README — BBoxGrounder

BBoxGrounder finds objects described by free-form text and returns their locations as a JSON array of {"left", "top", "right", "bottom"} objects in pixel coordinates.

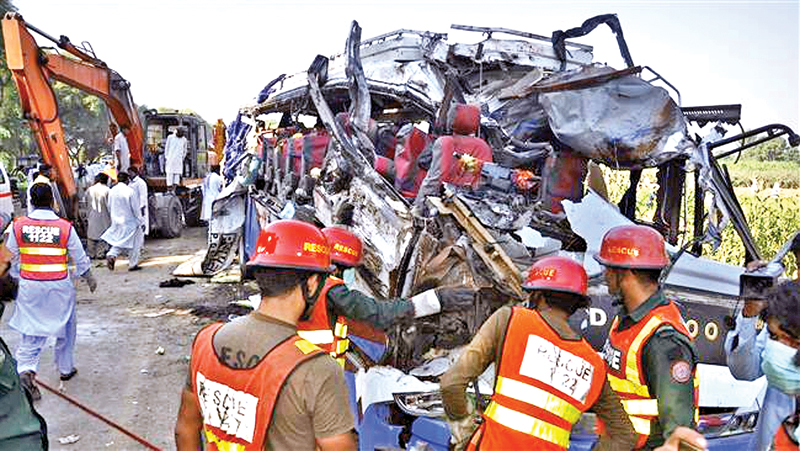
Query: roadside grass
[
  {"left": 722, "top": 159, "right": 800, "bottom": 190},
  {"left": 600, "top": 165, "right": 799, "bottom": 278}
]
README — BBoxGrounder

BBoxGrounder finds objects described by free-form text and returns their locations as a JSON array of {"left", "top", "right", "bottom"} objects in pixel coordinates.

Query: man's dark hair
[
  {"left": 39, "top": 164, "right": 52, "bottom": 173},
  {"left": 117, "top": 172, "right": 130, "bottom": 184},
  {"left": 768, "top": 281, "right": 800, "bottom": 339},
  {"left": 252, "top": 267, "right": 315, "bottom": 297},
  {"left": 210, "top": 165, "right": 220, "bottom": 174},
  {"left": 97, "top": 173, "right": 110, "bottom": 184},
  {"left": 532, "top": 290, "right": 590, "bottom": 315},
  {"left": 128, "top": 166, "right": 140, "bottom": 175},
  {"left": 30, "top": 183, "right": 53, "bottom": 208},
  {"left": 631, "top": 268, "right": 662, "bottom": 285}
]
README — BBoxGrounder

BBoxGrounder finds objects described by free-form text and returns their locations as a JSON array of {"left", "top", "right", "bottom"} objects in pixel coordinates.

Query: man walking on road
[
  {"left": 4, "top": 183, "right": 96, "bottom": 400},
  {"left": 128, "top": 167, "right": 149, "bottom": 236},
  {"left": 164, "top": 126, "right": 187, "bottom": 191},
  {"left": 83, "top": 173, "right": 111, "bottom": 259},
  {"left": 440, "top": 256, "right": 636, "bottom": 450},
  {"left": 595, "top": 224, "right": 698, "bottom": 449},
  {"left": 101, "top": 172, "right": 144, "bottom": 271},
  {"left": 175, "top": 219, "right": 356, "bottom": 451}
]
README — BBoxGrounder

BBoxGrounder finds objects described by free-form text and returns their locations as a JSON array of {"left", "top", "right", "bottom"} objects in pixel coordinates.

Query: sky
[{"left": 13, "top": 0, "right": 800, "bottom": 133}]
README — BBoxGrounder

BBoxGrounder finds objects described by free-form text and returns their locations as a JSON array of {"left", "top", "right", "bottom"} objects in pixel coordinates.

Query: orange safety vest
[
  {"left": 468, "top": 307, "right": 606, "bottom": 450},
  {"left": 190, "top": 323, "right": 323, "bottom": 451},
  {"left": 602, "top": 301, "right": 699, "bottom": 449},
  {"left": 12, "top": 216, "right": 71, "bottom": 281},
  {"left": 296, "top": 276, "right": 349, "bottom": 367}
]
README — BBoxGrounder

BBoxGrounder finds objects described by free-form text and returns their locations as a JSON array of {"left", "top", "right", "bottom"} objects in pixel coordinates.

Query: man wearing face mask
[
  {"left": 761, "top": 280, "right": 800, "bottom": 449},
  {"left": 595, "top": 224, "right": 698, "bottom": 449},
  {"left": 296, "top": 226, "right": 463, "bottom": 367},
  {"left": 175, "top": 220, "right": 356, "bottom": 451},
  {"left": 724, "top": 232, "right": 800, "bottom": 450}
]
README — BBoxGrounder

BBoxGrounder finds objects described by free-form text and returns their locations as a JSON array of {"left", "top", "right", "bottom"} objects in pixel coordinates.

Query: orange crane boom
[{"left": 2, "top": 12, "right": 144, "bottom": 221}]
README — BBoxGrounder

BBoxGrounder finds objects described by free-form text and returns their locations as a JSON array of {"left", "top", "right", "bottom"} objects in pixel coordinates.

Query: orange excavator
[{"left": 2, "top": 12, "right": 208, "bottom": 237}]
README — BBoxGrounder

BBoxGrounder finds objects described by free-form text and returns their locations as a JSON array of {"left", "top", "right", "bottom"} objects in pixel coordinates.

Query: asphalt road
[{"left": 0, "top": 226, "right": 244, "bottom": 450}]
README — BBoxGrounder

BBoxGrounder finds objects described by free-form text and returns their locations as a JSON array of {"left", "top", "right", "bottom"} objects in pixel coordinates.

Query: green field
[
  {"left": 723, "top": 159, "right": 800, "bottom": 190},
  {"left": 601, "top": 164, "right": 799, "bottom": 278}
]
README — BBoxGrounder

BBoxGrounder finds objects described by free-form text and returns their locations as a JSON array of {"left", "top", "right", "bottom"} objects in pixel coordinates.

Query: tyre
[
  {"left": 183, "top": 190, "right": 202, "bottom": 227},
  {"left": 158, "top": 194, "right": 183, "bottom": 238}
]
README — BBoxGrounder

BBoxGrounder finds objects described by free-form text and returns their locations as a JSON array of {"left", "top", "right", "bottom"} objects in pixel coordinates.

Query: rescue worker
[
  {"left": 441, "top": 256, "right": 637, "bottom": 451},
  {"left": 0, "top": 233, "right": 47, "bottom": 450},
  {"left": 595, "top": 224, "right": 698, "bottom": 449},
  {"left": 5, "top": 183, "right": 96, "bottom": 400},
  {"left": 298, "top": 225, "right": 459, "bottom": 367},
  {"left": 175, "top": 219, "right": 356, "bottom": 451}
]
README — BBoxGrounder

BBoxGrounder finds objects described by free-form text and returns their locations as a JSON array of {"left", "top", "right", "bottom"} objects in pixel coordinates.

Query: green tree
[
  {"left": 0, "top": 0, "right": 35, "bottom": 175},
  {"left": 52, "top": 82, "right": 109, "bottom": 163}
]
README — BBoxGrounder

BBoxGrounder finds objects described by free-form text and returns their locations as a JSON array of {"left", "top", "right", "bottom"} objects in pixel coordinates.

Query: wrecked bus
[{"left": 200, "top": 15, "right": 799, "bottom": 450}]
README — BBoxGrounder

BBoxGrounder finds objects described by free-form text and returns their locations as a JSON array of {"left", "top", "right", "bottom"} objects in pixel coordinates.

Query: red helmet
[
  {"left": 523, "top": 256, "right": 588, "bottom": 298},
  {"left": 322, "top": 226, "right": 363, "bottom": 268},
  {"left": 247, "top": 219, "right": 334, "bottom": 272},
  {"left": 594, "top": 224, "right": 669, "bottom": 269}
]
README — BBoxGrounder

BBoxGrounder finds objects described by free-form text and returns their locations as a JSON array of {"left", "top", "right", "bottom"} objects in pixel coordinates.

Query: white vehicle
[{"left": 0, "top": 161, "right": 14, "bottom": 231}]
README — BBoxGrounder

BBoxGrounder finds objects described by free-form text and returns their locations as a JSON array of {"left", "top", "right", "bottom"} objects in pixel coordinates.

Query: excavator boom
[{"left": 1, "top": 12, "right": 143, "bottom": 221}]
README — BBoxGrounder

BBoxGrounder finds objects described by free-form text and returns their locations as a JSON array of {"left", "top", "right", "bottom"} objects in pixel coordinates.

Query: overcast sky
[{"left": 14, "top": 0, "right": 800, "bottom": 132}]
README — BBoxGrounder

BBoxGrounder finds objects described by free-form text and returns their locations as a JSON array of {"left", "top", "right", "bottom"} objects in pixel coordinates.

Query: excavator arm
[{"left": 1, "top": 12, "right": 144, "bottom": 222}]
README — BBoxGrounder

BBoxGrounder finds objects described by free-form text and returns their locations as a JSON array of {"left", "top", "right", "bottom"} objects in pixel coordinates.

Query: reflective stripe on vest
[
  {"left": 13, "top": 217, "right": 71, "bottom": 281},
  {"left": 296, "top": 277, "right": 350, "bottom": 367},
  {"left": 484, "top": 401, "right": 570, "bottom": 448},
  {"left": 494, "top": 376, "right": 582, "bottom": 424},
  {"left": 605, "top": 301, "right": 698, "bottom": 445},
  {"left": 475, "top": 307, "right": 606, "bottom": 450}
]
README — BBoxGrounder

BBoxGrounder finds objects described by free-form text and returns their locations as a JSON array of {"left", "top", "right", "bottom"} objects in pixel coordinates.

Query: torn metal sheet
[
  {"left": 563, "top": 190, "right": 742, "bottom": 297},
  {"left": 428, "top": 196, "right": 524, "bottom": 298},
  {"left": 539, "top": 65, "right": 696, "bottom": 169},
  {"left": 199, "top": 181, "right": 247, "bottom": 275}
]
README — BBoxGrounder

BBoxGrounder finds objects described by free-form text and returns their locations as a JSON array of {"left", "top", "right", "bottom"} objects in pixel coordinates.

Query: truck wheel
[{"left": 159, "top": 195, "right": 183, "bottom": 238}]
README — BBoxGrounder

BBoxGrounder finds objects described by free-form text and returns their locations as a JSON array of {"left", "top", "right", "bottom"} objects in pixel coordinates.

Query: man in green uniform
[
  {"left": 595, "top": 224, "right": 698, "bottom": 450},
  {"left": 0, "top": 238, "right": 47, "bottom": 450}
]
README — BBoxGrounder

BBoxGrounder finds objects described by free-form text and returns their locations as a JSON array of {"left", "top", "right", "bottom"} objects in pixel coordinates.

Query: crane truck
[{"left": 1, "top": 12, "right": 207, "bottom": 237}]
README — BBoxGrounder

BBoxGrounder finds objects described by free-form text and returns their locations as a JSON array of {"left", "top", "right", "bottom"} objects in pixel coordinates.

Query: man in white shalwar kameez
[
  {"left": 164, "top": 127, "right": 188, "bottom": 190},
  {"left": 101, "top": 173, "right": 144, "bottom": 271},
  {"left": 128, "top": 167, "right": 149, "bottom": 236},
  {"left": 5, "top": 183, "right": 96, "bottom": 400},
  {"left": 200, "top": 165, "right": 223, "bottom": 222},
  {"left": 83, "top": 173, "right": 111, "bottom": 259}
]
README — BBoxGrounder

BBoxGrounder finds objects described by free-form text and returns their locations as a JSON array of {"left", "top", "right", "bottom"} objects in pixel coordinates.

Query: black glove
[{"left": 436, "top": 287, "right": 476, "bottom": 313}]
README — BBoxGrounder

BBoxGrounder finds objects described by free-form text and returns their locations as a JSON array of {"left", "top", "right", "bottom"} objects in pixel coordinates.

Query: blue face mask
[
  {"left": 342, "top": 268, "right": 356, "bottom": 288},
  {"left": 761, "top": 338, "right": 800, "bottom": 395}
]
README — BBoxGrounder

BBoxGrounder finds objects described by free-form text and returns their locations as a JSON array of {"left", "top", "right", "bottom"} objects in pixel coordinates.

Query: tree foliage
[
  {"left": 52, "top": 82, "right": 109, "bottom": 163},
  {"left": 0, "top": 0, "right": 110, "bottom": 175}
]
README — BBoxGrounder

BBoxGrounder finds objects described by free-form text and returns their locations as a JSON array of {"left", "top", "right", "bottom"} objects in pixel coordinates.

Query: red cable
[{"left": 35, "top": 378, "right": 163, "bottom": 450}]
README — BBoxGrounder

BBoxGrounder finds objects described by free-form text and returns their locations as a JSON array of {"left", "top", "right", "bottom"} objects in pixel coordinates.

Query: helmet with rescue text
[
  {"left": 523, "top": 256, "right": 590, "bottom": 314},
  {"left": 594, "top": 224, "right": 669, "bottom": 270},
  {"left": 247, "top": 219, "right": 335, "bottom": 317},
  {"left": 322, "top": 226, "right": 363, "bottom": 269}
]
